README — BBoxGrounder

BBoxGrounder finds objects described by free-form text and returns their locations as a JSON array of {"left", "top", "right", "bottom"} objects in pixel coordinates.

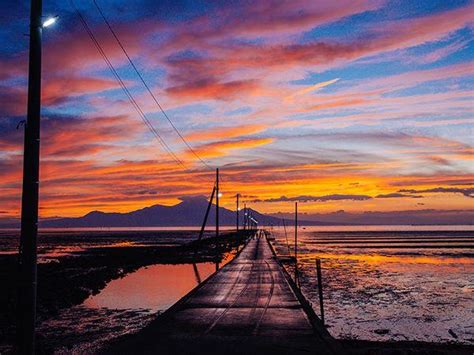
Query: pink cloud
[{"left": 161, "top": 2, "right": 473, "bottom": 101}]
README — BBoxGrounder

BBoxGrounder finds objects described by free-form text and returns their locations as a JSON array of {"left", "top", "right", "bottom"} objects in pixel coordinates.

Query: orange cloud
[
  {"left": 166, "top": 79, "right": 261, "bottom": 101},
  {"left": 302, "top": 98, "right": 370, "bottom": 111},
  {"left": 42, "top": 76, "right": 121, "bottom": 105},
  {"left": 185, "top": 124, "right": 267, "bottom": 142},
  {"left": 186, "top": 138, "right": 274, "bottom": 159}
]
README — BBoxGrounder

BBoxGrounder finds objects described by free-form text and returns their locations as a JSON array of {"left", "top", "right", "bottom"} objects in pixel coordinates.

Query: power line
[
  {"left": 69, "top": 0, "right": 186, "bottom": 169},
  {"left": 92, "top": 0, "right": 212, "bottom": 170}
]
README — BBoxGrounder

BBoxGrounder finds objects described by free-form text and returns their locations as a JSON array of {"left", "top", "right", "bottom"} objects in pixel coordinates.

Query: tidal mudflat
[
  {"left": 270, "top": 226, "right": 474, "bottom": 346},
  {"left": 0, "top": 229, "right": 248, "bottom": 353}
]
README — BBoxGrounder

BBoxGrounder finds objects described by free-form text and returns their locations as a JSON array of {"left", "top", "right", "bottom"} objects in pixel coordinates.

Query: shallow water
[
  {"left": 269, "top": 226, "right": 474, "bottom": 344},
  {"left": 84, "top": 262, "right": 217, "bottom": 311},
  {"left": 0, "top": 229, "right": 217, "bottom": 262}
]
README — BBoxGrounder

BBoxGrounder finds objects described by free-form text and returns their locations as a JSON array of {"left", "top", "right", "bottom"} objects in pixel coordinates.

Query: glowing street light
[
  {"left": 217, "top": 192, "right": 223, "bottom": 198},
  {"left": 42, "top": 15, "right": 58, "bottom": 28}
]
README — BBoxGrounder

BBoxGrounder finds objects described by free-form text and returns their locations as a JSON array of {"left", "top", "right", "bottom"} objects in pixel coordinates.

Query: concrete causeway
[{"left": 105, "top": 232, "right": 339, "bottom": 354}]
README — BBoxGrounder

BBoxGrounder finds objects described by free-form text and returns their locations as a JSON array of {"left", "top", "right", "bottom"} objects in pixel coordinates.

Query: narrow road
[{"left": 104, "top": 232, "right": 338, "bottom": 354}]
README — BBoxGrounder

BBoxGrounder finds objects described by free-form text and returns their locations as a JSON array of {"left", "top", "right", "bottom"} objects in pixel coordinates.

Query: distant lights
[
  {"left": 217, "top": 193, "right": 223, "bottom": 198},
  {"left": 42, "top": 16, "right": 58, "bottom": 28}
]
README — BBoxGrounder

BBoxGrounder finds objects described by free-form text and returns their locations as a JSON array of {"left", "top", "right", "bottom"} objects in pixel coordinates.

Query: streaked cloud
[
  {"left": 285, "top": 78, "right": 340, "bottom": 102},
  {"left": 185, "top": 138, "right": 274, "bottom": 159},
  {"left": 251, "top": 194, "right": 372, "bottom": 203},
  {"left": 375, "top": 193, "right": 422, "bottom": 199},
  {"left": 185, "top": 124, "right": 267, "bottom": 142},
  {"left": 399, "top": 187, "right": 474, "bottom": 198}
]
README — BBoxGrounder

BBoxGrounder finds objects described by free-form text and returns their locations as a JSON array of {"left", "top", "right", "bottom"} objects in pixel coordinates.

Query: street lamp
[{"left": 42, "top": 15, "right": 58, "bottom": 27}]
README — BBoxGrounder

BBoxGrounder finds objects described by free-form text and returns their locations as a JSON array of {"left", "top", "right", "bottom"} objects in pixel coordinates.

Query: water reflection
[{"left": 84, "top": 262, "right": 216, "bottom": 311}]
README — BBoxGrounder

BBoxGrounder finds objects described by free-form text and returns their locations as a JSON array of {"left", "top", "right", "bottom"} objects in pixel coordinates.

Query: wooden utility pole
[
  {"left": 236, "top": 193, "right": 240, "bottom": 231},
  {"left": 294, "top": 202, "right": 298, "bottom": 285},
  {"left": 198, "top": 185, "right": 216, "bottom": 242},
  {"left": 215, "top": 168, "right": 219, "bottom": 238},
  {"left": 18, "top": 0, "right": 42, "bottom": 353},
  {"left": 316, "top": 259, "right": 325, "bottom": 325}
]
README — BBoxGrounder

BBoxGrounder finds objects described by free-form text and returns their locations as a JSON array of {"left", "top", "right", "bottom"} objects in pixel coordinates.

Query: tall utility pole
[
  {"left": 294, "top": 202, "right": 298, "bottom": 284},
  {"left": 18, "top": 0, "right": 42, "bottom": 353},
  {"left": 198, "top": 185, "right": 216, "bottom": 242},
  {"left": 215, "top": 168, "right": 219, "bottom": 238},
  {"left": 236, "top": 193, "right": 240, "bottom": 231}
]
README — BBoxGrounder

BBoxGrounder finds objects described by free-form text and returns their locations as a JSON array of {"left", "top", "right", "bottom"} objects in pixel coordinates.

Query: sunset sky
[{"left": 0, "top": 0, "right": 473, "bottom": 220}]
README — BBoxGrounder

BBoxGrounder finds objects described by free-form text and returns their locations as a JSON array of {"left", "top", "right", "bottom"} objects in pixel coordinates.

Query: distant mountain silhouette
[
  {"left": 37, "top": 195, "right": 327, "bottom": 228},
  {"left": 0, "top": 198, "right": 470, "bottom": 227}
]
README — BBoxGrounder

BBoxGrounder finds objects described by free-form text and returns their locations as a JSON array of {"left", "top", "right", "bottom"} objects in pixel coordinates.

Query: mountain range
[
  {"left": 1, "top": 195, "right": 471, "bottom": 228},
  {"left": 37, "top": 195, "right": 299, "bottom": 228}
]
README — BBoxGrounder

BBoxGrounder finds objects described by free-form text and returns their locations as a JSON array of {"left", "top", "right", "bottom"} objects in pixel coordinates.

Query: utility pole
[
  {"left": 243, "top": 203, "right": 246, "bottom": 230},
  {"left": 236, "top": 193, "right": 240, "bottom": 231},
  {"left": 294, "top": 202, "right": 298, "bottom": 285},
  {"left": 18, "top": 0, "right": 42, "bottom": 353},
  {"left": 215, "top": 168, "right": 219, "bottom": 238},
  {"left": 198, "top": 185, "right": 216, "bottom": 242},
  {"left": 316, "top": 259, "right": 325, "bottom": 326}
]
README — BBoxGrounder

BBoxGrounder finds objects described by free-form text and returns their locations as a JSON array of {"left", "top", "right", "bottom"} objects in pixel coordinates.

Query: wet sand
[{"left": 270, "top": 227, "right": 474, "bottom": 354}]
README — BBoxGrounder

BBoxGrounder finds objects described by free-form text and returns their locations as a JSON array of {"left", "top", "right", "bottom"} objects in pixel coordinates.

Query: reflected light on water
[
  {"left": 302, "top": 253, "right": 474, "bottom": 265},
  {"left": 84, "top": 263, "right": 216, "bottom": 311}
]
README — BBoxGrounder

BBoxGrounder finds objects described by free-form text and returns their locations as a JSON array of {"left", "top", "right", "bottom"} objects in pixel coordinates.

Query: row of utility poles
[
  {"left": 16, "top": 1, "right": 255, "bottom": 350},
  {"left": 198, "top": 169, "right": 257, "bottom": 243},
  {"left": 209, "top": 189, "right": 323, "bottom": 325}
]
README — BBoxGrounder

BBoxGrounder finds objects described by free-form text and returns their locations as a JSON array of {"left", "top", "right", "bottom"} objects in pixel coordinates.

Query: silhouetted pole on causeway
[
  {"left": 243, "top": 203, "right": 247, "bottom": 230},
  {"left": 236, "top": 193, "right": 240, "bottom": 231},
  {"left": 215, "top": 168, "right": 219, "bottom": 238},
  {"left": 198, "top": 185, "right": 216, "bottom": 242},
  {"left": 294, "top": 202, "right": 298, "bottom": 285},
  {"left": 18, "top": 0, "right": 42, "bottom": 353},
  {"left": 316, "top": 259, "right": 325, "bottom": 326}
]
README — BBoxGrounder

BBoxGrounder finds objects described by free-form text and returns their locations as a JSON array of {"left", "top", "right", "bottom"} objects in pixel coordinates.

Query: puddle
[{"left": 83, "top": 262, "right": 217, "bottom": 311}]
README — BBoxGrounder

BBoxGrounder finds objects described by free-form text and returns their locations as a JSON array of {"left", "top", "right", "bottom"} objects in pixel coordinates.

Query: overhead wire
[
  {"left": 91, "top": 0, "right": 212, "bottom": 171},
  {"left": 69, "top": 0, "right": 186, "bottom": 169}
]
